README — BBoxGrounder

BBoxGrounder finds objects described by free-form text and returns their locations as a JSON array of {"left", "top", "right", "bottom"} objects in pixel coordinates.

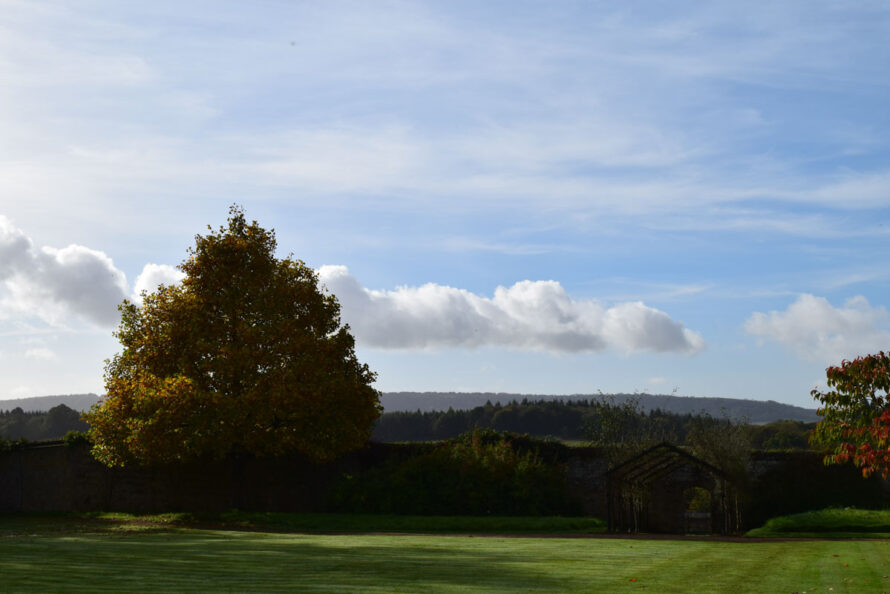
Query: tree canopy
[
  {"left": 85, "top": 206, "right": 380, "bottom": 466},
  {"left": 810, "top": 352, "right": 890, "bottom": 478}
]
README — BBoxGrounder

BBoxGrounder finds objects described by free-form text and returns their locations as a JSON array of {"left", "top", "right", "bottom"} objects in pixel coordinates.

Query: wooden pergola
[{"left": 606, "top": 442, "right": 742, "bottom": 535}]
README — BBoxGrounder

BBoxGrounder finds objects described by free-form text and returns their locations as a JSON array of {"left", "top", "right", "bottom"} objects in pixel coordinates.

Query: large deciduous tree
[
  {"left": 85, "top": 207, "right": 381, "bottom": 466},
  {"left": 810, "top": 352, "right": 890, "bottom": 478}
]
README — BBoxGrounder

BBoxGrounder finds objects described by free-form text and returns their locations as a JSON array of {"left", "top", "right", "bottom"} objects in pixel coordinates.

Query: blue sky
[{"left": 0, "top": 1, "right": 888, "bottom": 408}]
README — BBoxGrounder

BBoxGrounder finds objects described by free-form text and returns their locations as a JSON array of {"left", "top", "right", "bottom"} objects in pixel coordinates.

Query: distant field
[{"left": 2, "top": 513, "right": 889, "bottom": 592}]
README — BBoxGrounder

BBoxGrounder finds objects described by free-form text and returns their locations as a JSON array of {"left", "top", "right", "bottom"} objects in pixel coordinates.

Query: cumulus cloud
[
  {"left": 132, "top": 263, "right": 186, "bottom": 304},
  {"left": 0, "top": 216, "right": 128, "bottom": 326},
  {"left": 318, "top": 265, "right": 704, "bottom": 355},
  {"left": 745, "top": 294, "right": 890, "bottom": 364},
  {"left": 0, "top": 216, "right": 182, "bottom": 327}
]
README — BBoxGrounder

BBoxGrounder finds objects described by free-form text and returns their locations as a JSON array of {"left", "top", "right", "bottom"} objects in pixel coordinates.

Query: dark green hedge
[
  {"left": 746, "top": 451, "right": 890, "bottom": 527},
  {"left": 333, "top": 430, "right": 581, "bottom": 516}
]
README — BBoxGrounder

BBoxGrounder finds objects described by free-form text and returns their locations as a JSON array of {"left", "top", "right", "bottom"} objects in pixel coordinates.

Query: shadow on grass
[{"left": 1, "top": 531, "right": 574, "bottom": 592}]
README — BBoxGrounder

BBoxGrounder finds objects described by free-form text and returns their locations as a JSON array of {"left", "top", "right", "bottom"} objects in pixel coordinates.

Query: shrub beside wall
[
  {"left": 333, "top": 430, "right": 582, "bottom": 516},
  {"left": 746, "top": 451, "right": 890, "bottom": 528}
]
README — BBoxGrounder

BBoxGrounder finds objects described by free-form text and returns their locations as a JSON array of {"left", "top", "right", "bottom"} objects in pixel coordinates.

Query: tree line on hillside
[
  {"left": 380, "top": 392, "right": 820, "bottom": 423},
  {"left": 2, "top": 398, "right": 813, "bottom": 451},
  {"left": 372, "top": 398, "right": 816, "bottom": 450},
  {"left": 0, "top": 404, "right": 88, "bottom": 441}
]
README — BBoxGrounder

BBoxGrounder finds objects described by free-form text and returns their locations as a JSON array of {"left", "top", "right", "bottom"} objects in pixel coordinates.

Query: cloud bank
[
  {"left": 319, "top": 265, "right": 705, "bottom": 355},
  {"left": 746, "top": 294, "right": 890, "bottom": 364},
  {"left": 0, "top": 216, "right": 183, "bottom": 327},
  {"left": 0, "top": 216, "right": 706, "bottom": 355}
]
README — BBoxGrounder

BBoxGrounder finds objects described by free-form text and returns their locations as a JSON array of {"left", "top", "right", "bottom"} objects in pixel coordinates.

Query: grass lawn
[{"left": 2, "top": 513, "right": 890, "bottom": 592}]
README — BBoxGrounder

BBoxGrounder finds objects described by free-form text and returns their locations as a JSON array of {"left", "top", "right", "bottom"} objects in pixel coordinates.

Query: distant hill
[
  {"left": 0, "top": 390, "right": 820, "bottom": 424},
  {"left": 0, "top": 393, "right": 100, "bottom": 413},
  {"left": 380, "top": 392, "right": 820, "bottom": 424}
]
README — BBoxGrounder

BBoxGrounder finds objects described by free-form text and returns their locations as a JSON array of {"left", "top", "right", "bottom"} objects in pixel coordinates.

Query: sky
[{"left": 0, "top": 1, "right": 888, "bottom": 408}]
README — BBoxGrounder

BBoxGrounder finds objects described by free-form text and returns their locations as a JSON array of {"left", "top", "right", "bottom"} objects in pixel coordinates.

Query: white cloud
[
  {"left": 319, "top": 265, "right": 704, "bottom": 355},
  {"left": 0, "top": 216, "right": 128, "bottom": 326},
  {"left": 24, "top": 347, "right": 56, "bottom": 360},
  {"left": 0, "top": 216, "right": 185, "bottom": 328},
  {"left": 745, "top": 294, "right": 890, "bottom": 364},
  {"left": 132, "top": 263, "right": 185, "bottom": 304},
  {"left": 0, "top": 216, "right": 32, "bottom": 272}
]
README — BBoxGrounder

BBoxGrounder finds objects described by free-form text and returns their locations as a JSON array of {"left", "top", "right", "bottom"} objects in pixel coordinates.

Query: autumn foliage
[
  {"left": 85, "top": 207, "right": 381, "bottom": 466},
  {"left": 810, "top": 351, "right": 890, "bottom": 478}
]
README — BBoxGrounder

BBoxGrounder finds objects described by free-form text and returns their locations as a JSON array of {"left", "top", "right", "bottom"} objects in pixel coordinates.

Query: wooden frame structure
[{"left": 606, "top": 442, "right": 742, "bottom": 535}]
